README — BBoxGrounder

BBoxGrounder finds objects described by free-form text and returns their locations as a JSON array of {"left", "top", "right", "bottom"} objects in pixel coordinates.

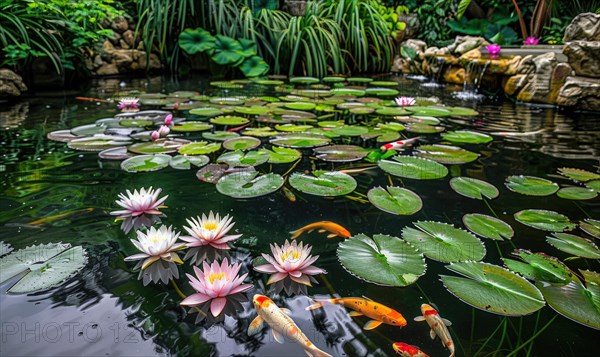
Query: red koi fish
[
  {"left": 380, "top": 136, "right": 421, "bottom": 151},
  {"left": 414, "top": 304, "right": 454, "bottom": 357},
  {"left": 290, "top": 221, "right": 351, "bottom": 239},
  {"left": 393, "top": 342, "right": 430, "bottom": 357}
]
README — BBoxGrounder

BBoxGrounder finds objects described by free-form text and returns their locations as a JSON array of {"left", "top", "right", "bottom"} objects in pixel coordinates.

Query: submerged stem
[
  {"left": 506, "top": 314, "right": 557, "bottom": 357},
  {"left": 475, "top": 317, "right": 505, "bottom": 356}
]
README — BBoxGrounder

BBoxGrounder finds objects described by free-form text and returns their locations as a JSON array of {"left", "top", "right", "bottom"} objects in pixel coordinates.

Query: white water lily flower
[
  {"left": 110, "top": 187, "right": 168, "bottom": 233},
  {"left": 395, "top": 96, "right": 416, "bottom": 107},
  {"left": 181, "top": 211, "right": 241, "bottom": 264}
]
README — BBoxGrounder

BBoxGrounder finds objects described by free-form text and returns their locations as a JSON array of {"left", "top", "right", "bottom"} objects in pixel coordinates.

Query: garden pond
[{"left": 1, "top": 74, "right": 599, "bottom": 357}]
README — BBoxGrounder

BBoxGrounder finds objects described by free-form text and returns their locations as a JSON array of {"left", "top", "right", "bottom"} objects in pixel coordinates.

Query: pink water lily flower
[
  {"left": 395, "top": 96, "right": 416, "bottom": 107},
  {"left": 524, "top": 37, "right": 539, "bottom": 45},
  {"left": 486, "top": 44, "right": 502, "bottom": 56},
  {"left": 181, "top": 211, "right": 242, "bottom": 264},
  {"left": 254, "top": 240, "right": 325, "bottom": 295},
  {"left": 117, "top": 97, "right": 140, "bottom": 112},
  {"left": 181, "top": 258, "right": 252, "bottom": 317},
  {"left": 110, "top": 187, "right": 168, "bottom": 233},
  {"left": 164, "top": 114, "right": 173, "bottom": 126}
]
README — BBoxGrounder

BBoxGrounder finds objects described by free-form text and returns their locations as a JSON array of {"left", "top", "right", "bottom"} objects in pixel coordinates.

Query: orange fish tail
[{"left": 290, "top": 228, "right": 304, "bottom": 240}]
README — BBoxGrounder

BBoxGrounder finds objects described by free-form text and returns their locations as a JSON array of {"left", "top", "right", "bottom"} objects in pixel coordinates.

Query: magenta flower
[
  {"left": 486, "top": 44, "right": 502, "bottom": 56},
  {"left": 151, "top": 130, "right": 160, "bottom": 141},
  {"left": 394, "top": 96, "right": 416, "bottom": 107},
  {"left": 117, "top": 97, "right": 140, "bottom": 112},
  {"left": 110, "top": 187, "right": 168, "bottom": 233},
  {"left": 181, "top": 211, "right": 242, "bottom": 264},
  {"left": 181, "top": 258, "right": 253, "bottom": 317},
  {"left": 254, "top": 240, "right": 326, "bottom": 295},
  {"left": 524, "top": 37, "right": 539, "bottom": 45},
  {"left": 164, "top": 114, "right": 173, "bottom": 126}
]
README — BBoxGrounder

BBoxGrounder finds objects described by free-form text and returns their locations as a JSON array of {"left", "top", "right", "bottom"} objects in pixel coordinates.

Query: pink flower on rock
[
  {"left": 486, "top": 44, "right": 502, "bottom": 56},
  {"left": 524, "top": 37, "right": 539, "bottom": 45},
  {"left": 394, "top": 96, "right": 416, "bottom": 107},
  {"left": 110, "top": 187, "right": 168, "bottom": 233},
  {"left": 181, "top": 258, "right": 252, "bottom": 318}
]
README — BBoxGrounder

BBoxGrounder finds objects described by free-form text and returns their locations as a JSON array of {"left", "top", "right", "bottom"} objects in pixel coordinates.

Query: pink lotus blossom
[
  {"left": 394, "top": 96, "right": 416, "bottom": 107},
  {"left": 117, "top": 97, "right": 140, "bottom": 112},
  {"left": 157, "top": 125, "right": 170, "bottom": 136},
  {"left": 254, "top": 240, "right": 325, "bottom": 294},
  {"left": 181, "top": 258, "right": 252, "bottom": 317},
  {"left": 181, "top": 211, "right": 241, "bottom": 251},
  {"left": 486, "top": 44, "right": 502, "bottom": 56},
  {"left": 524, "top": 37, "right": 539, "bottom": 45},
  {"left": 151, "top": 130, "right": 160, "bottom": 141},
  {"left": 110, "top": 187, "right": 168, "bottom": 233},
  {"left": 164, "top": 114, "right": 173, "bottom": 126}
]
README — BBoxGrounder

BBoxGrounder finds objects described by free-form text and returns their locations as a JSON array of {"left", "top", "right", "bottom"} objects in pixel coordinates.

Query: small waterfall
[
  {"left": 421, "top": 56, "right": 446, "bottom": 88},
  {"left": 453, "top": 59, "right": 488, "bottom": 101}
]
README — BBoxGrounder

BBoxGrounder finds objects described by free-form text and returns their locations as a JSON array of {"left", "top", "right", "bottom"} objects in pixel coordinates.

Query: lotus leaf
[
  {"left": 210, "top": 116, "right": 249, "bottom": 126},
  {"left": 270, "top": 134, "right": 330, "bottom": 148},
  {"left": 446, "top": 107, "right": 479, "bottom": 116},
  {"left": 222, "top": 136, "right": 261, "bottom": 151},
  {"left": 370, "top": 81, "right": 398, "bottom": 87},
  {"left": 196, "top": 164, "right": 255, "bottom": 184},
  {"left": 440, "top": 261, "right": 545, "bottom": 316},
  {"left": 189, "top": 107, "right": 224, "bottom": 117},
  {"left": 330, "top": 125, "right": 369, "bottom": 137},
  {"left": 462, "top": 213, "right": 514, "bottom": 240},
  {"left": 171, "top": 122, "right": 213, "bottom": 132},
  {"left": 442, "top": 130, "right": 493, "bottom": 144},
  {"left": 169, "top": 155, "right": 209, "bottom": 170},
  {"left": 406, "top": 106, "right": 452, "bottom": 116},
  {"left": 539, "top": 270, "right": 600, "bottom": 330},
  {"left": 289, "top": 170, "right": 357, "bottom": 196},
  {"left": 375, "top": 107, "right": 411, "bottom": 116},
  {"left": 0, "top": 243, "right": 73, "bottom": 284},
  {"left": 377, "top": 123, "right": 405, "bottom": 132},
  {"left": 557, "top": 167, "right": 600, "bottom": 182},
  {"left": 202, "top": 131, "right": 240, "bottom": 141},
  {"left": 405, "top": 123, "right": 445, "bottom": 134},
  {"left": 367, "top": 186, "right": 422, "bottom": 215},
  {"left": 450, "top": 177, "right": 499, "bottom": 200},
  {"left": 121, "top": 154, "right": 171, "bottom": 172},
  {"left": 99, "top": 146, "right": 133, "bottom": 160},
  {"left": 259, "top": 147, "right": 301, "bottom": 164},
  {"left": 178, "top": 28, "right": 215, "bottom": 55},
  {"left": 253, "top": 79, "right": 284, "bottom": 86},
  {"left": 209, "top": 97, "right": 246, "bottom": 105},
  {"left": 291, "top": 89, "right": 332, "bottom": 97},
  {"left": 234, "top": 106, "right": 271, "bottom": 116},
  {"left": 361, "top": 129, "right": 400, "bottom": 143},
  {"left": 349, "top": 107, "right": 375, "bottom": 115},
  {"left": 178, "top": 141, "right": 222, "bottom": 155},
  {"left": 239, "top": 55, "right": 270, "bottom": 77},
  {"left": 210, "top": 35, "right": 244, "bottom": 65},
  {"left": 585, "top": 180, "right": 600, "bottom": 192},
  {"left": 216, "top": 171, "right": 283, "bottom": 198},
  {"left": 275, "top": 124, "right": 314, "bottom": 132},
  {"left": 365, "top": 88, "right": 399, "bottom": 97},
  {"left": 503, "top": 250, "right": 575, "bottom": 285},
  {"left": 378, "top": 156, "right": 448, "bottom": 180},
  {"left": 322, "top": 76, "right": 346, "bottom": 83},
  {"left": 408, "top": 116, "right": 441, "bottom": 125},
  {"left": 313, "top": 145, "right": 369, "bottom": 162},
  {"left": 556, "top": 186, "right": 598, "bottom": 200},
  {"left": 505, "top": 175, "right": 559, "bottom": 196},
  {"left": 546, "top": 233, "right": 600, "bottom": 259},
  {"left": 337, "top": 234, "right": 426, "bottom": 287},
  {"left": 68, "top": 135, "right": 132, "bottom": 152},
  {"left": 238, "top": 38, "right": 257, "bottom": 57},
  {"left": 347, "top": 77, "right": 373, "bottom": 83},
  {"left": 243, "top": 127, "right": 279, "bottom": 137},
  {"left": 290, "top": 77, "right": 320, "bottom": 84},
  {"left": 47, "top": 130, "right": 80, "bottom": 143},
  {"left": 169, "top": 91, "right": 199, "bottom": 98},
  {"left": 71, "top": 123, "right": 107, "bottom": 136},
  {"left": 217, "top": 150, "right": 269, "bottom": 166},
  {"left": 128, "top": 141, "right": 180, "bottom": 154},
  {"left": 514, "top": 209, "right": 576, "bottom": 232},
  {"left": 284, "top": 102, "right": 316, "bottom": 111},
  {"left": 415, "top": 144, "right": 478, "bottom": 164},
  {"left": 331, "top": 88, "right": 365, "bottom": 96},
  {"left": 579, "top": 218, "right": 600, "bottom": 239}
]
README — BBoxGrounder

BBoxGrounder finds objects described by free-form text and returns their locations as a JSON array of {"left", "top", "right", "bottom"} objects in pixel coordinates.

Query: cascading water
[{"left": 452, "top": 59, "right": 490, "bottom": 101}]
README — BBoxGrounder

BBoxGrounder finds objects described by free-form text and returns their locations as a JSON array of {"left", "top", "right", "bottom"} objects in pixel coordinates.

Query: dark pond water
[{"left": 1, "top": 75, "right": 599, "bottom": 357}]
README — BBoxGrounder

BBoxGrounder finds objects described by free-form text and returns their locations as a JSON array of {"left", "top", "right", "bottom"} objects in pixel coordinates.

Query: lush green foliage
[{"left": 405, "top": 0, "right": 457, "bottom": 46}]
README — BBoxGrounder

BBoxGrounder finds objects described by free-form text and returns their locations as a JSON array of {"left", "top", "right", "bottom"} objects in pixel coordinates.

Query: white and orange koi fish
[
  {"left": 248, "top": 294, "right": 332, "bottom": 357},
  {"left": 380, "top": 136, "right": 421, "bottom": 151},
  {"left": 392, "top": 342, "right": 430, "bottom": 357},
  {"left": 414, "top": 304, "right": 454, "bottom": 357}
]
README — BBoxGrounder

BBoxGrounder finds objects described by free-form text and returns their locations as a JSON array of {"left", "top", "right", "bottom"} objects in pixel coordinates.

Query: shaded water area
[{"left": 1, "top": 75, "right": 600, "bottom": 357}]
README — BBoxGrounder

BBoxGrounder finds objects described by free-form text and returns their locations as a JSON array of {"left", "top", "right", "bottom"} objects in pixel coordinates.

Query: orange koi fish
[
  {"left": 414, "top": 304, "right": 454, "bottom": 357},
  {"left": 290, "top": 221, "right": 351, "bottom": 240},
  {"left": 29, "top": 208, "right": 95, "bottom": 226},
  {"left": 380, "top": 136, "right": 421, "bottom": 151},
  {"left": 248, "top": 295, "right": 332, "bottom": 357},
  {"left": 306, "top": 296, "right": 407, "bottom": 330},
  {"left": 75, "top": 96, "right": 110, "bottom": 103},
  {"left": 393, "top": 342, "right": 430, "bottom": 357}
]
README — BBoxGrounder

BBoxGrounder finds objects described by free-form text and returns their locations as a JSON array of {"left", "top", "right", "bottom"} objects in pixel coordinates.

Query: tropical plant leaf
[
  {"left": 415, "top": 144, "right": 479, "bottom": 164},
  {"left": 222, "top": 136, "right": 261, "bottom": 151},
  {"left": 546, "top": 233, "right": 600, "bottom": 259},
  {"left": 216, "top": 171, "right": 283, "bottom": 198},
  {"left": 378, "top": 156, "right": 448, "bottom": 180},
  {"left": 0, "top": 243, "right": 72, "bottom": 284},
  {"left": 337, "top": 234, "right": 426, "bottom": 287},
  {"left": 514, "top": 209, "right": 576, "bottom": 232},
  {"left": 502, "top": 250, "right": 575, "bottom": 284},
  {"left": 211, "top": 35, "right": 244, "bottom": 65},
  {"left": 314, "top": 145, "right": 369, "bottom": 162},
  {"left": 178, "top": 141, "right": 222, "bottom": 155},
  {"left": 442, "top": 130, "right": 493, "bottom": 144},
  {"left": 450, "top": 177, "right": 499, "bottom": 200},
  {"left": 557, "top": 167, "right": 600, "bottom": 182},
  {"left": 401, "top": 221, "right": 486, "bottom": 262},
  {"left": 556, "top": 187, "right": 598, "bottom": 200},
  {"left": 580, "top": 219, "right": 600, "bottom": 239},
  {"left": 505, "top": 175, "right": 559, "bottom": 196},
  {"left": 440, "top": 261, "right": 545, "bottom": 316},
  {"left": 178, "top": 28, "right": 215, "bottom": 55},
  {"left": 463, "top": 213, "right": 514, "bottom": 240},
  {"left": 367, "top": 186, "right": 422, "bottom": 215},
  {"left": 121, "top": 154, "right": 171, "bottom": 173},
  {"left": 289, "top": 170, "right": 357, "bottom": 197}
]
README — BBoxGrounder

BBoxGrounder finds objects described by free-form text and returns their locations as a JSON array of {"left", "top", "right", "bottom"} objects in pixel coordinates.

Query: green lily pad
[
  {"left": 169, "top": 155, "right": 210, "bottom": 170},
  {"left": 447, "top": 107, "right": 479, "bottom": 116},
  {"left": 0, "top": 243, "right": 72, "bottom": 284},
  {"left": 291, "top": 89, "right": 332, "bottom": 98},
  {"left": 337, "top": 234, "right": 426, "bottom": 287},
  {"left": 289, "top": 170, "right": 357, "bottom": 196},
  {"left": 217, "top": 150, "right": 269, "bottom": 166},
  {"left": 405, "top": 123, "right": 445, "bottom": 134},
  {"left": 322, "top": 76, "right": 346, "bottom": 83},
  {"left": 71, "top": 123, "right": 107, "bottom": 136},
  {"left": 259, "top": 147, "right": 301, "bottom": 164},
  {"left": 579, "top": 218, "right": 600, "bottom": 239},
  {"left": 361, "top": 129, "right": 400, "bottom": 143},
  {"left": 189, "top": 107, "right": 224, "bottom": 117},
  {"left": 402, "top": 221, "right": 486, "bottom": 262},
  {"left": 442, "top": 130, "right": 493, "bottom": 144},
  {"left": 169, "top": 91, "right": 199, "bottom": 98},
  {"left": 408, "top": 116, "right": 441, "bottom": 125},
  {"left": 330, "top": 125, "right": 369, "bottom": 137},
  {"left": 290, "top": 77, "right": 319, "bottom": 84},
  {"left": 171, "top": 122, "right": 213, "bottom": 132},
  {"left": 463, "top": 213, "right": 514, "bottom": 240},
  {"left": 375, "top": 107, "right": 412, "bottom": 116},
  {"left": 270, "top": 134, "right": 331, "bottom": 148},
  {"left": 68, "top": 135, "right": 132, "bottom": 152},
  {"left": 349, "top": 107, "right": 375, "bottom": 115},
  {"left": 121, "top": 154, "right": 171, "bottom": 172},
  {"left": 557, "top": 167, "right": 600, "bottom": 182},
  {"left": 178, "top": 141, "right": 222, "bottom": 155},
  {"left": 216, "top": 171, "right": 284, "bottom": 198},
  {"left": 367, "top": 186, "right": 422, "bottom": 215},
  {"left": 253, "top": 79, "right": 284, "bottom": 86},
  {"left": 347, "top": 77, "right": 373, "bottom": 83},
  {"left": 240, "top": 55, "right": 270, "bottom": 77},
  {"left": 370, "top": 81, "right": 398, "bottom": 87},
  {"left": 210, "top": 116, "right": 250, "bottom": 126},
  {"left": 234, "top": 106, "right": 272, "bottom": 116},
  {"left": 415, "top": 144, "right": 478, "bottom": 164},
  {"left": 514, "top": 209, "right": 576, "bottom": 232},
  {"left": 139, "top": 98, "right": 175, "bottom": 106},
  {"left": 585, "top": 180, "right": 600, "bottom": 192},
  {"left": 406, "top": 106, "right": 452, "bottom": 116},
  {"left": 365, "top": 88, "right": 399, "bottom": 97},
  {"left": 202, "top": 131, "right": 240, "bottom": 141},
  {"left": 505, "top": 175, "right": 559, "bottom": 196},
  {"left": 503, "top": 250, "right": 575, "bottom": 284},
  {"left": 243, "top": 127, "right": 279, "bottom": 137},
  {"left": 138, "top": 93, "right": 166, "bottom": 99},
  {"left": 538, "top": 270, "right": 600, "bottom": 330},
  {"left": 284, "top": 102, "right": 316, "bottom": 111},
  {"left": 450, "top": 177, "right": 499, "bottom": 200},
  {"left": 546, "top": 233, "right": 600, "bottom": 259},
  {"left": 128, "top": 141, "right": 180, "bottom": 154},
  {"left": 222, "top": 136, "right": 261, "bottom": 151},
  {"left": 314, "top": 145, "right": 369, "bottom": 162},
  {"left": 377, "top": 122, "right": 406, "bottom": 132},
  {"left": 118, "top": 119, "right": 153, "bottom": 127},
  {"left": 440, "top": 261, "right": 545, "bottom": 316},
  {"left": 378, "top": 156, "right": 448, "bottom": 180},
  {"left": 556, "top": 186, "right": 598, "bottom": 200},
  {"left": 275, "top": 124, "right": 314, "bottom": 132},
  {"left": 209, "top": 97, "right": 246, "bottom": 105},
  {"left": 331, "top": 88, "right": 366, "bottom": 96}
]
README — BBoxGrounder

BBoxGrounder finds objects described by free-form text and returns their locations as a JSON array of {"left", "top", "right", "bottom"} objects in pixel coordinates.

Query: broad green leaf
[
  {"left": 330, "top": 125, "right": 369, "bottom": 137},
  {"left": 331, "top": 88, "right": 365, "bottom": 96},
  {"left": 239, "top": 55, "right": 270, "bottom": 77},
  {"left": 217, "top": 150, "right": 269, "bottom": 166},
  {"left": 505, "top": 175, "right": 559, "bottom": 196},
  {"left": 189, "top": 107, "right": 223, "bottom": 117},
  {"left": 210, "top": 116, "right": 249, "bottom": 126},
  {"left": 557, "top": 167, "right": 600, "bottom": 182},
  {"left": 585, "top": 180, "right": 600, "bottom": 192},
  {"left": 275, "top": 124, "right": 314, "bottom": 132},
  {"left": 503, "top": 250, "right": 575, "bottom": 284},
  {"left": 121, "top": 154, "right": 171, "bottom": 173},
  {"left": 367, "top": 186, "right": 422, "bottom": 215},
  {"left": 178, "top": 141, "right": 222, "bottom": 155},
  {"left": 128, "top": 141, "right": 179, "bottom": 154},
  {"left": 270, "top": 134, "right": 331, "bottom": 148},
  {"left": 202, "top": 131, "right": 239, "bottom": 141},
  {"left": 450, "top": 177, "right": 499, "bottom": 200},
  {"left": 406, "top": 106, "right": 452, "bottom": 116},
  {"left": 290, "top": 77, "right": 319, "bottom": 84},
  {"left": 546, "top": 233, "right": 600, "bottom": 259},
  {"left": 378, "top": 156, "right": 448, "bottom": 180},
  {"left": 284, "top": 102, "right": 316, "bottom": 111},
  {"left": 405, "top": 123, "right": 445, "bottom": 134},
  {"left": 291, "top": 89, "right": 332, "bottom": 97},
  {"left": 415, "top": 144, "right": 479, "bottom": 164},
  {"left": 375, "top": 107, "right": 412, "bottom": 116},
  {"left": 447, "top": 107, "right": 479, "bottom": 116},
  {"left": 463, "top": 213, "right": 514, "bottom": 240},
  {"left": 169, "top": 155, "right": 209, "bottom": 170},
  {"left": 314, "top": 145, "right": 369, "bottom": 162},
  {"left": 259, "top": 147, "right": 301, "bottom": 164},
  {"left": 243, "top": 127, "right": 279, "bottom": 137},
  {"left": 216, "top": 171, "right": 283, "bottom": 198},
  {"left": 234, "top": 106, "right": 271, "bottom": 116},
  {"left": 442, "top": 130, "right": 493, "bottom": 144},
  {"left": 289, "top": 170, "right": 357, "bottom": 197},
  {"left": 71, "top": 123, "right": 107, "bottom": 136},
  {"left": 514, "top": 209, "right": 576, "bottom": 232},
  {"left": 337, "top": 234, "right": 426, "bottom": 287},
  {"left": 171, "top": 122, "right": 213, "bottom": 132},
  {"left": 440, "top": 261, "right": 545, "bottom": 316},
  {"left": 402, "top": 221, "right": 486, "bottom": 262},
  {"left": 0, "top": 243, "right": 72, "bottom": 284},
  {"left": 222, "top": 136, "right": 261, "bottom": 151},
  {"left": 556, "top": 186, "right": 598, "bottom": 200},
  {"left": 178, "top": 28, "right": 215, "bottom": 55},
  {"left": 347, "top": 77, "right": 373, "bottom": 83},
  {"left": 580, "top": 218, "right": 600, "bottom": 239},
  {"left": 370, "top": 81, "right": 398, "bottom": 87},
  {"left": 365, "top": 88, "right": 399, "bottom": 97},
  {"left": 68, "top": 135, "right": 132, "bottom": 151},
  {"left": 211, "top": 35, "right": 244, "bottom": 65}
]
